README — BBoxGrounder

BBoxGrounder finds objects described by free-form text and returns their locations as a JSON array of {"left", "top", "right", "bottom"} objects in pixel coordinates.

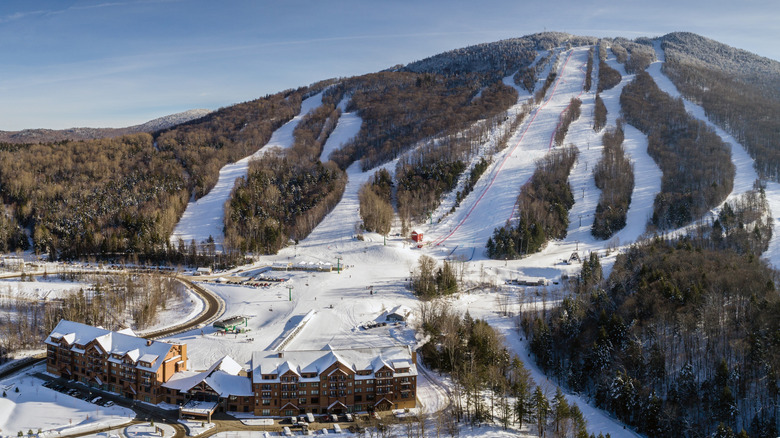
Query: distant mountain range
[{"left": 0, "top": 108, "right": 212, "bottom": 144}]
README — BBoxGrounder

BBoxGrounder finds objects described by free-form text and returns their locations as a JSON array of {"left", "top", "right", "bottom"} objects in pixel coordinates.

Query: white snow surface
[
  {"left": 170, "top": 92, "right": 325, "bottom": 250},
  {"left": 0, "top": 368, "right": 134, "bottom": 434},
  {"left": 319, "top": 97, "right": 362, "bottom": 163}
]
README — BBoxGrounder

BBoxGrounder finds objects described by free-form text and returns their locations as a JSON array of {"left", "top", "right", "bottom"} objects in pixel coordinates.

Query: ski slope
[
  {"left": 426, "top": 48, "right": 589, "bottom": 257},
  {"left": 647, "top": 40, "right": 780, "bottom": 268},
  {"left": 169, "top": 91, "right": 324, "bottom": 250},
  {"left": 158, "top": 41, "right": 780, "bottom": 437}
]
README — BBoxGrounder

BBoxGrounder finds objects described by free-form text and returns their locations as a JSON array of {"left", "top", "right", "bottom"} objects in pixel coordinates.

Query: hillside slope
[{"left": 0, "top": 108, "right": 211, "bottom": 143}]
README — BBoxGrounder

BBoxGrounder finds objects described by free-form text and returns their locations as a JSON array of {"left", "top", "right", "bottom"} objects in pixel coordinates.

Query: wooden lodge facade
[
  {"left": 45, "top": 320, "right": 187, "bottom": 404},
  {"left": 45, "top": 321, "right": 417, "bottom": 418},
  {"left": 250, "top": 346, "right": 417, "bottom": 417}
]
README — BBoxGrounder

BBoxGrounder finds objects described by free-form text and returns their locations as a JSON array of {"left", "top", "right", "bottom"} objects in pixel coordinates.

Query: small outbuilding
[
  {"left": 387, "top": 305, "right": 412, "bottom": 322},
  {"left": 410, "top": 230, "right": 423, "bottom": 242},
  {"left": 213, "top": 316, "right": 248, "bottom": 333}
]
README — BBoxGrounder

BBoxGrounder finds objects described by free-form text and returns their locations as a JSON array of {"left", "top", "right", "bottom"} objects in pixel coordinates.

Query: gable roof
[
  {"left": 45, "top": 320, "right": 176, "bottom": 373},
  {"left": 251, "top": 345, "right": 416, "bottom": 384},
  {"left": 163, "top": 355, "right": 251, "bottom": 397}
]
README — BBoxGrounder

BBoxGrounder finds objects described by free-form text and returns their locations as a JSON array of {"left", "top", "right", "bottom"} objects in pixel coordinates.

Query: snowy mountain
[
  {"left": 0, "top": 108, "right": 211, "bottom": 144},
  {"left": 1, "top": 31, "right": 780, "bottom": 438}
]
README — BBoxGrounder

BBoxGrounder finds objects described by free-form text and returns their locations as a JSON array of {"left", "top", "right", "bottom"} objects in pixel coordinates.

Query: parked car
[
  {"left": 330, "top": 414, "right": 339, "bottom": 422},
  {"left": 91, "top": 396, "right": 102, "bottom": 404},
  {"left": 103, "top": 400, "right": 114, "bottom": 407},
  {"left": 344, "top": 413, "right": 353, "bottom": 422}
]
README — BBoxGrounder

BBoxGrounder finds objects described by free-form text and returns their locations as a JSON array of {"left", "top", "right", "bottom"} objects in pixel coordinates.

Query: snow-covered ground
[
  {"left": 0, "top": 368, "right": 134, "bottom": 436},
  {"left": 0, "top": 276, "right": 200, "bottom": 335},
  {"left": 170, "top": 92, "right": 325, "bottom": 250},
  {"left": 319, "top": 97, "right": 362, "bottom": 163}
]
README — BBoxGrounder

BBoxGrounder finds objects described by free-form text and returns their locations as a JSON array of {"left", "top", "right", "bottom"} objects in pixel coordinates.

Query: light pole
[
  {"left": 336, "top": 256, "right": 342, "bottom": 274},
  {"left": 286, "top": 285, "right": 294, "bottom": 302}
]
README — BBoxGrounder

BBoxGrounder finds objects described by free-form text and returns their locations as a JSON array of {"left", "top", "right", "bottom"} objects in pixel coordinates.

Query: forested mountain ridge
[
  {"left": 0, "top": 108, "right": 212, "bottom": 144},
  {"left": 0, "top": 31, "right": 778, "bottom": 266}
]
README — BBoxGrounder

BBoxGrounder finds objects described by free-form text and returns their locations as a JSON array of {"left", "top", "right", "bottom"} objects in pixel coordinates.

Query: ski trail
[
  {"left": 169, "top": 92, "right": 324, "bottom": 250},
  {"left": 647, "top": 40, "right": 780, "bottom": 267},
  {"left": 429, "top": 49, "right": 580, "bottom": 248},
  {"left": 319, "top": 97, "right": 362, "bottom": 163}
]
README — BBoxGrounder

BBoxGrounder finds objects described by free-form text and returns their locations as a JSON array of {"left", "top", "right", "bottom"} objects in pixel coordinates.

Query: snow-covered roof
[
  {"left": 45, "top": 320, "right": 177, "bottom": 372},
  {"left": 116, "top": 327, "right": 137, "bottom": 337},
  {"left": 205, "top": 355, "right": 243, "bottom": 376},
  {"left": 163, "top": 355, "right": 251, "bottom": 397},
  {"left": 387, "top": 305, "right": 412, "bottom": 318},
  {"left": 251, "top": 345, "right": 416, "bottom": 384},
  {"left": 139, "top": 354, "right": 159, "bottom": 364}
]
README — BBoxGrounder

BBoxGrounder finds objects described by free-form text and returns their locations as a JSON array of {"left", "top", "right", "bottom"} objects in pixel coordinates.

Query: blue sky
[{"left": 1, "top": 0, "right": 778, "bottom": 130}]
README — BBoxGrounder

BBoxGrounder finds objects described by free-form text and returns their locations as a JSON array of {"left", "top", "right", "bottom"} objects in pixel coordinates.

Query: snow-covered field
[
  {"left": 0, "top": 368, "right": 133, "bottom": 436},
  {"left": 0, "top": 276, "right": 200, "bottom": 335}
]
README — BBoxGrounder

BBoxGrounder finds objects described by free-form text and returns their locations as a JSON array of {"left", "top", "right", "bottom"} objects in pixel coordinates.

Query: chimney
[
  {"left": 146, "top": 339, "right": 153, "bottom": 346},
  {"left": 278, "top": 352, "right": 284, "bottom": 358}
]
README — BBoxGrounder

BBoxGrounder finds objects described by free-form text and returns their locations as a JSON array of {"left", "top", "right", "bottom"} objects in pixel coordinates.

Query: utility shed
[
  {"left": 387, "top": 305, "right": 412, "bottom": 322},
  {"left": 410, "top": 230, "right": 423, "bottom": 242},
  {"left": 213, "top": 316, "right": 247, "bottom": 333}
]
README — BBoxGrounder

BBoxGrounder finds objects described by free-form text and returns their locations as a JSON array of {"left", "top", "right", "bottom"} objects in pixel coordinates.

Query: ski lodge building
[
  {"left": 250, "top": 345, "right": 417, "bottom": 417},
  {"left": 45, "top": 320, "right": 187, "bottom": 404},
  {"left": 45, "top": 322, "right": 417, "bottom": 419}
]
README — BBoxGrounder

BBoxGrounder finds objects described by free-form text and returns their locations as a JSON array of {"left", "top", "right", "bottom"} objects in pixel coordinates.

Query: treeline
[
  {"left": 621, "top": 72, "right": 734, "bottom": 229},
  {"left": 287, "top": 101, "right": 341, "bottom": 165},
  {"left": 0, "top": 273, "right": 186, "bottom": 355},
  {"left": 597, "top": 60, "right": 622, "bottom": 93},
  {"left": 612, "top": 37, "right": 657, "bottom": 74},
  {"left": 611, "top": 44, "right": 627, "bottom": 63},
  {"left": 593, "top": 95, "right": 607, "bottom": 131},
  {"left": 223, "top": 87, "right": 350, "bottom": 254},
  {"left": 487, "top": 146, "right": 578, "bottom": 259},
  {"left": 157, "top": 86, "right": 321, "bottom": 198},
  {"left": 394, "top": 113, "right": 500, "bottom": 228},
  {"left": 584, "top": 48, "right": 594, "bottom": 92},
  {"left": 554, "top": 98, "right": 582, "bottom": 147},
  {"left": 411, "top": 255, "right": 458, "bottom": 299},
  {"left": 695, "top": 187, "right": 773, "bottom": 256},
  {"left": 418, "top": 301, "right": 590, "bottom": 436},
  {"left": 624, "top": 45, "right": 656, "bottom": 74},
  {"left": 515, "top": 50, "right": 554, "bottom": 93},
  {"left": 0, "top": 133, "right": 190, "bottom": 259},
  {"left": 330, "top": 74, "right": 518, "bottom": 171},
  {"left": 591, "top": 123, "right": 634, "bottom": 239},
  {"left": 358, "top": 169, "right": 394, "bottom": 235},
  {"left": 0, "top": 211, "right": 28, "bottom": 253},
  {"left": 224, "top": 151, "right": 346, "bottom": 254},
  {"left": 455, "top": 157, "right": 491, "bottom": 209},
  {"left": 0, "top": 85, "right": 336, "bottom": 262},
  {"left": 523, "top": 234, "right": 779, "bottom": 437},
  {"left": 662, "top": 34, "right": 780, "bottom": 181}
]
